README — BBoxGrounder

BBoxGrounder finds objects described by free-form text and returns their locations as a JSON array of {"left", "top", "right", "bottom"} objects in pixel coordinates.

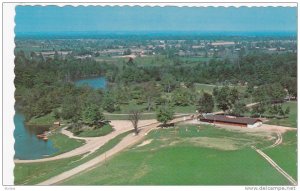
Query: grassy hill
[{"left": 61, "top": 125, "right": 293, "bottom": 185}]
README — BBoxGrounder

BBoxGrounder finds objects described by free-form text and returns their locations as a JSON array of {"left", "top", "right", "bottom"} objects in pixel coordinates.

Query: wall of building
[{"left": 247, "top": 122, "right": 262, "bottom": 128}]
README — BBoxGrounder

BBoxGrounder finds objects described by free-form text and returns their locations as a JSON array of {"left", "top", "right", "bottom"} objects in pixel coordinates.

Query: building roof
[{"left": 202, "top": 115, "right": 262, "bottom": 125}]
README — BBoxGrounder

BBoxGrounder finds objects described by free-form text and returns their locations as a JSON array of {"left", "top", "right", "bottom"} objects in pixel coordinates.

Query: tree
[
  {"left": 124, "top": 49, "right": 132, "bottom": 55},
  {"left": 161, "top": 74, "right": 177, "bottom": 93},
  {"left": 214, "top": 86, "right": 238, "bottom": 112},
  {"left": 61, "top": 95, "right": 82, "bottom": 122},
  {"left": 129, "top": 108, "right": 141, "bottom": 135},
  {"left": 285, "top": 106, "right": 290, "bottom": 116},
  {"left": 229, "top": 88, "right": 239, "bottom": 104},
  {"left": 231, "top": 102, "right": 248, "bottom": 117},
  {"left": 198, "top": 92, "right": 214, "bottom": 114},
  {"left": 268, "top": 83, "right": 286, "bottom": 102},
  {"left": 251, "top": 103, "right": 266, "bottom": 118},
  {"left": 172, "top": 87, "right": 194, "bottom": 106},
  {"left": 156, "top": 105, "right": 174, "bottom": 127},
  {"left": 284, "top": 78, "right": 297, "bottom": 99},
  {"left": 102, "top": 91, "right": 120, "bottom": 113},
  {"left": 253, "top": 86, "right": 269, "bottom": 103},
  {"left": 143, "top": 81, "right": 160, "bottom": 111},
  {"left": 82, "top": 104, "right": 104, "bottom": 127}
]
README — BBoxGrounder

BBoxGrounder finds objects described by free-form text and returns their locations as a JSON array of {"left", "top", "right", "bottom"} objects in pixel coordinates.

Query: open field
[
  {"left": 61, "top": 125, "right": 294, "bottom": 185},
  {"left": 48, "top": 133, "right": 85, "bottom": 156},
  {"left": 76, "top": 125, "right": 114, "bottom": 137},
  {"left": 266, "top": 101, "right": 297, "bottom": 128},
  {"left": 14, "top": 130, "right": 132, "bottom": 185},
  {"left": 264, "top": 131, "right": 297, "bottom": 179}
]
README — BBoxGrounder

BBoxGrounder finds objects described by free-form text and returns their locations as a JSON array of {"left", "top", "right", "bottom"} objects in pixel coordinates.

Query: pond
[
  {"left": 75, "top": 77, "right": 107, "bottom": 89},
  {"left": 14, "top": 76, "right": 106, "bottom": 160},
  {"left": 14, "top": 112, "right": 58, "bottom": 160}
]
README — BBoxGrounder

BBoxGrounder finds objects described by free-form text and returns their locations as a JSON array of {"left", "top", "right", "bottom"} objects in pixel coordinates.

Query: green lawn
[
  {"left": 14, "top": 130, "right": 132, "bottom": 185},
  {"left": 48, "top": 133, "right": 85, "bottom": 156},
  {"left": 61, "top": 125, "right": 291, "bottom": 185},
  {"left": 14, "top": 155, "right": 84, "bottom": 185},
  {"left": 264, "top": 131, "right": 297, "bottom": 180},
  {"left": 173, "top": 105, "right": 197, "bottom": 113},
  {"left": 194, "top": 83, "right": 247, "bottom": 94},
  {"left": 266, "top": 101, "right": 297, "bottom": 128},
  {"left": 76, "top": 125, "right": 114, "bottom": 137},
  {"left": 26, "top": 112, "right": 56, "bottom": 126}
]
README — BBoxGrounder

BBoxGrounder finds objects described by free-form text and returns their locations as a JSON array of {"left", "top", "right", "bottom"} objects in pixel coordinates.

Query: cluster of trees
[
  {"left": 111, "top": 52, "right": 296, "bottom": 93},
  {"left": 15, "top": 41, "right": 296, "bottom": 130}
]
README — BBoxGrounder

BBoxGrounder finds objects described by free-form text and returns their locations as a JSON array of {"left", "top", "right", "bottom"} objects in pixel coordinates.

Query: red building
[{"left": 199, "top": 114, "right": 262, "bottom": 128}]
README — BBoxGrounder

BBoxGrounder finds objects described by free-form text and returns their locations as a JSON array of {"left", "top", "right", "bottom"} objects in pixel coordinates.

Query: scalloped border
[{"left": 5, "top": 2, "right": 298, "bottom": 186}]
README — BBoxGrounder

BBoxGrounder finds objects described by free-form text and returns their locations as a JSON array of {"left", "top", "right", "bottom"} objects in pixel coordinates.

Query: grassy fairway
[
  {"left": 266, "top": 101, "right": 297, "bottom": 128},
  {"left": 264, "top": 131, "right": 297, "bottom": 180},
  {"left": 48, "top": 133, "right": 85, "bottom": 156},
  {"left": 14, "top": 130, "right": 132, "bottom": 185},
  {"left": 76, "top": 125, "right": 114, "bottom": 137},
  {"left": 62, "top": 125, "right": 291, "bottom": 185}
]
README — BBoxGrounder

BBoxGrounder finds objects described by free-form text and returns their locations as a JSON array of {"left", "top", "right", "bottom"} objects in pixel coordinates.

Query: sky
[{"left": 15, "top": 6, "right": 297, "bottom": 35}]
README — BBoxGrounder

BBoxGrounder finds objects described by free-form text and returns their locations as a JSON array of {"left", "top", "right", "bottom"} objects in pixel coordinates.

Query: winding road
[
  {"left": 36, "top": 115, "right": 194, "bottom": 185},
  {"left": 14, "top": 120, "right": 157, "bottom": 164}
]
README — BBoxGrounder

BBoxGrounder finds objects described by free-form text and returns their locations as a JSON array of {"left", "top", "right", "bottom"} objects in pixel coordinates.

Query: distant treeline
[{"left": 14, "top": 49, "right": 297, "bottom": 122}]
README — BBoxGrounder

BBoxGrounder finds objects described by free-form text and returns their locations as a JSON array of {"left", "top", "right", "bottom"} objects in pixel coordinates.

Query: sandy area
[{"left": 137, "top": 139, "right": 153, "bottom": 147}]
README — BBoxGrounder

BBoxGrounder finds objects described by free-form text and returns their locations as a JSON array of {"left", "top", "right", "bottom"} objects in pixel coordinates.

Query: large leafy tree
[
  {"left": 214, "top": 86, "right": 239, "bottom": 112},
  {"left": 156, "top": 105, "right": 174, "bottom": 127},
  {"left": 82, "top": 104, "right": 104, "bottom": 127},
  {"left": 198, "top": 92, "right": 214, "bottom": 114},
  {"left": 172, "top": 87, "right": 194, "bottom": 106},
  {"left": 143, "top": 81, "right": 161, "bottom": 111},
  {"left": 161, "top": 73, "right": 177, "bottom": 93},
  {"left": 231, "top": 102, "right": 248, "bottom": 117},
  {"left": 251, "top": 103, "right": 266, "bottom": 118}
]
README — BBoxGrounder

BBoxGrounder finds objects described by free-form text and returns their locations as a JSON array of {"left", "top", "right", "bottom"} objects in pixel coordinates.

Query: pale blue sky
[{"left": 15, "top": 6, "right": 297, "bottom": 35}]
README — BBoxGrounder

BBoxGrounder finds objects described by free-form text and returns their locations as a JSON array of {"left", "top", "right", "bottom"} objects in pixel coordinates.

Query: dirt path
[
  {"left": 14, "top": 120, "right": 157, "bottom": 164},
  {"left": 261, "top": 131, "right": 282, "bottom": 150},
  {"left": 252, "top": 146, "right": 297, "bottom": 185},
  {"left": 37, "top": 115, "right": 193, "bottom": 185}
]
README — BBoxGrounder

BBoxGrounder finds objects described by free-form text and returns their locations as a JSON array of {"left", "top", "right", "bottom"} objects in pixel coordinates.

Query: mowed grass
[
  {"left": 48, "top": 133, "right": 85, "bottom": 156},
  {"left": 62, "top": 125, "right": 291, "bottom": 185},
  {"left": 76, "top": 125, "right": 114, "bottom": 137},
  {"left": 264, "top": 131, "right": 297, "bottom": 180},
  {"left": 266, "top": 101, "right": 297, "bottom": 128},
  {"left": 14, "top": 130, "right": 132, "bottom": 185},
  {"left": 194, "top": 83, "right": 247, "bottom": 94},
  {"left": 27, "top": 112, "right": 56, "bottom": 126}
]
